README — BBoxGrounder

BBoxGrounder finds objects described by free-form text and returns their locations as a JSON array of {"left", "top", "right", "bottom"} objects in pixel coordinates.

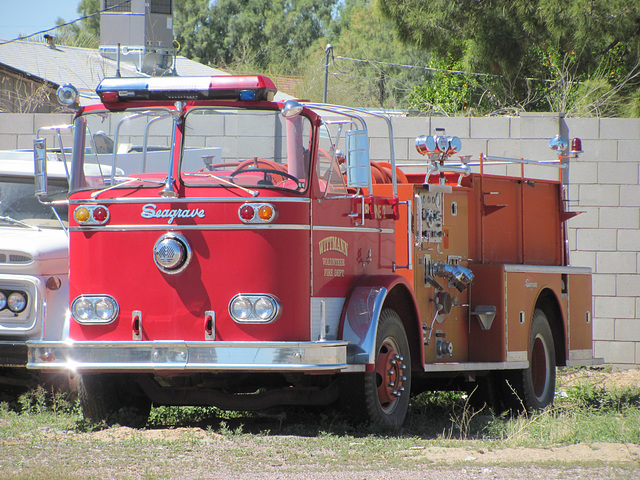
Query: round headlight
[
  {"left": 231, "top": 296, "right": 252, "bottom": 320},
  {"left": 72, "top": 297, "right": 94, "bottom": 321},
  {"left": 254, "top": 297, "right": 275, "bottom": 320},
  {"left": 57, "top": 84, "right": 78, "bottom": 106},
  {"left": 7, "top": 292, "right": 27, "bottom": 313},
  {"left": 0, "top": 291, "right": 7, "bottom": 310},
  {"left": 95, "top": 298, "right": 117, "bottom": 321}
]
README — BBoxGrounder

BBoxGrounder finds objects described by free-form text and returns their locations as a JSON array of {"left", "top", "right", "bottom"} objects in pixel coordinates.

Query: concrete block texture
[
  {"left": 596, "top": 251, "right": 637, "bottom": 274},
  {"left": 0, "top": 113, "right": 34, "bottom": 134},
  {"left": 618, "top": 230, "right": 640, "bottom": 251},
  {"left": 615, "top": 274, "right": 640, "bottom": 297},
  {"left": 576, "top": 228, "right": 617, "bottom": 251},
  {"left": 618, "top": 140, "right": 640, "bottom": 162},
  {"left": 594, "top": 340, "right": 636, "bottom": 364},
  {"left": 568, "top": 161, "right": 599, "bottom": 184},
  {"left": 594, "top": 296, "right": 636, "bottom": 319},
  {"left": 513, "top": 112, "right": 562, "bottom": 139},
  {"left": 599, "top": 206, "right": 640, "bottom": 229},
  {"left": 470, "top": 116, "right": 511, "bottom": 139},
  {"left": 579, "top": 184, "right": 620, "bottom": 207},
  {"left": 576, "top": 139, "right": 617, "bottom": 163},
  {"left": 598, "top": 162, "right": 639, "bottom": 185},
  {"left": 428, "top": 117, "right": 471, "bottom": 138},
  {"left": 592, "top": 317, "right": 614, "bottom": 341},
  {"left": 599, "top": 118, "right": 640, "bottom": 140},
  {"left": 0, "top": 135, "right": 17, "bottom": 149},
  {"left": 592, "top": 274, "right": 617, "bottom": 296},
  {"left": 564, "top": 117, "right": 600, "bottom": 140},
  {"left": 621, "top": 185, "right": 640, "bottom": 207},
  {"left": 615, "top": 319, "right": 640, "bottom": 342}
]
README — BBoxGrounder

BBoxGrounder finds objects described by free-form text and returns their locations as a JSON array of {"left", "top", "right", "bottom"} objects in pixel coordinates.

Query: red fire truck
[{"left": 28, "top": 76, "right": 595, "bottom": 429}]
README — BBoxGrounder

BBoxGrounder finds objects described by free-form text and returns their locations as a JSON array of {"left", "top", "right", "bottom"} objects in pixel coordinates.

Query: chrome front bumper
[{"left": 27, "top": 340, "right": 351, "bottom": 372}]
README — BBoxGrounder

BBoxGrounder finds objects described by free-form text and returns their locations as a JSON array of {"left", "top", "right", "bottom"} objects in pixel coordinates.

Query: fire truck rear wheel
[
  {"left": 78, "top": 373, "right": 151, "bottom": 428},
  {"left": 341, "top": 308, "right": 411, "bottom": 430},
  {"left": 513, "top": 308, "right": 556, "bottom": 412}
]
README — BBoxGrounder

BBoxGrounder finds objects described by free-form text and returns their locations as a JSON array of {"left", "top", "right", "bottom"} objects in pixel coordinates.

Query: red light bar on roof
[{"left": 96, "top": 75, "right": 278, "bottom": 103}]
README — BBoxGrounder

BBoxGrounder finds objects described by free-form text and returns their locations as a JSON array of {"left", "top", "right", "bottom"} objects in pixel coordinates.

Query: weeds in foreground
[{"left": 1, "top": 368, "right": 639, "bottom": 446}]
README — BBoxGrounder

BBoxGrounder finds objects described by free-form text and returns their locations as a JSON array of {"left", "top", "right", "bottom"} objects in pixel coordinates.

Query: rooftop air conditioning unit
[{"left": 99, "top": 0, "right": 175, "bottom": 75}]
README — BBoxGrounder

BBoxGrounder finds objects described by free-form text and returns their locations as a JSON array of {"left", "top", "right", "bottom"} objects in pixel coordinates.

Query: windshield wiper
[
  {"left": 183, "top": 172, "right": 259, "bottom": 197},
  {"left": 91, "top": 177, "right": 166, "bottom": 199},
  {"left": 0, "top": 215, "right": 40, "bottom": 231}
]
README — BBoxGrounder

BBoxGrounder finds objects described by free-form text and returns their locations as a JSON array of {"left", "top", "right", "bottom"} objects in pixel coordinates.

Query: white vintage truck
[{"left": 0, "top": 150, "right": 69, "bottom": 388}]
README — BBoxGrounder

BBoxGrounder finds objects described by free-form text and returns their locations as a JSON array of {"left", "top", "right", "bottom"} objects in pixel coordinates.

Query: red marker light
[
  {"left": 239, "top": 205, "right": 255, "bottom": 221},
  {"left": 570, "top": 138, "right": 583, "bottom": 155},
  {"left": 101, "top": 91, "right": 119, "bottom": 103},
  {"left": 93, "top": 206, "right": 109, "bottom": 223}
]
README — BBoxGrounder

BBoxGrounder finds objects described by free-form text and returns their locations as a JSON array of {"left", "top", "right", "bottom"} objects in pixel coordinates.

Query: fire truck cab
[{"left": 28, "top": 76, "right": 595, "bottom": 429}]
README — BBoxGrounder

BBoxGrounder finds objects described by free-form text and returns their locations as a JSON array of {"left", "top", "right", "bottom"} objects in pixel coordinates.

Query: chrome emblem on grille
[{"left": 153, "top": 233, "right": 192, "bottom": 274}]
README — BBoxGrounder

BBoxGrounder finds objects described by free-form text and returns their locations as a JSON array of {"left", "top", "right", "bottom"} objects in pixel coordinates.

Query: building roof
[{"left": 0, "top": 40, "right": 291, "bottom": 104}]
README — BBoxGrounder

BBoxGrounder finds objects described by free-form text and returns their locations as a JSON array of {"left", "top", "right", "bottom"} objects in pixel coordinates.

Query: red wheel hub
[{"left": 375, "top": 339, "right": 406, "bottom": 411}]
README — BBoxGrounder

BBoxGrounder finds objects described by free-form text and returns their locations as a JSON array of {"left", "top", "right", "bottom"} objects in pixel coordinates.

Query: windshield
[
  {"left": 70, "top": 108, "right": 174, "bottom": 193},
  {"left": 0, "top": 176, "right": 68, "bottom": 228},
  {"left": 71, "top": 107, "right": 313, "bottom": 194},
  {"left": 180, "top": 108, "right": 312, "bottom": 192}
]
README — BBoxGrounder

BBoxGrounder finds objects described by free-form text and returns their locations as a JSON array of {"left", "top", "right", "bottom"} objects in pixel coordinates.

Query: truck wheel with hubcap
[
  {"left": 510, "top": 308, "right": 556, "bottom": 412},
  {"left": 78, "top": 373, "right": 151, "bottom": 427},
  {"left": 341, "top": 308, "right": 411, "bottom": 430}
]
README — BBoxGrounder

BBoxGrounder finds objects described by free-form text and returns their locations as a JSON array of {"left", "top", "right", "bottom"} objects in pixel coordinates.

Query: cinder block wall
[
  {"left": 0, "top": 113, "right": 73, "bottom": 150},
  {"left": 1, "top": 112, "right": 638, "bottom": 369}
]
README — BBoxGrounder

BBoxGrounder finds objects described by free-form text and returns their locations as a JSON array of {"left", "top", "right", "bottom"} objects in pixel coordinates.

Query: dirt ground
[
  {"left": 558, "top": 367, "right": 640, "bottom": 391},
  {"left": 3, "top": 367, "right": 639, "bottom": 480},
  {"left": 72, "top": 367, "right": 640, "bottom": 480}
]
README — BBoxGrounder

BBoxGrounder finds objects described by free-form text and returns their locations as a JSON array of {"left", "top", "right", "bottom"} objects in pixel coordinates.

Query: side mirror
[
  {"left": 34, "top": 138, "right": 48, "bottom": 197},
  {"left": 345, "top": 129, "right": 371, "bottom": 190}
]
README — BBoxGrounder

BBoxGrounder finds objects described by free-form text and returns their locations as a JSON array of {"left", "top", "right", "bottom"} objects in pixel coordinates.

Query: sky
[{"left": 0, "top": 0, "right": 81, "bottom": 41}]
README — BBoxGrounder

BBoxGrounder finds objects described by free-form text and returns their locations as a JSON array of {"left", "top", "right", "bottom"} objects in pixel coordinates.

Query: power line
[
  {"left": 335, "top": 55, "right": 581, "bottom": 85},
  {"left": 0, "top": 0, "right": 133, "bottom": 46}
]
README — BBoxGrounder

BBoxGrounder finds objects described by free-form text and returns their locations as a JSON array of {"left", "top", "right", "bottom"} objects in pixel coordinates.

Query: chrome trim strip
[
  {"left": 0, "top": 276, "right": 42, "bottom": 334},
  {"left": 506, "top": 350, "right": 528, "bottom": 362},
  {"left": 27, "top": 340, "right": 348, "bottom": 372},
  {"left": 423, "top": 361, "right": 529, "bottom": 372},
  {"left": 313, "top": 225, "right": 394, "bottom": 234},
  {"left": 68, "top": 224, "right": 393, "bottom": 233},
  {"left": 70, "top": 197, "right": 312, "bottom": 205},
  {"left": 310, "top": 297, "right": 345, "bottom": 341},
  {"left": 502, "top": 265, "right": 592, "bottom": 275},
  {"left": 69, "top": 224, "right": 312, "bottom": 232}
]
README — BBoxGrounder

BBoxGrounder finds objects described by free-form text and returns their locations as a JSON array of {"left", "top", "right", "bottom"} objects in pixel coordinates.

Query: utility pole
[{"left": 323, "top": 44, "right": 333, "bottom": 103}]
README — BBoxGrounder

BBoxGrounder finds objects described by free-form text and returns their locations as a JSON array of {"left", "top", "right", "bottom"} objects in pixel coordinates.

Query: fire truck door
[{"left": 312, "top": 191, "right": 398, "bottom": 338}]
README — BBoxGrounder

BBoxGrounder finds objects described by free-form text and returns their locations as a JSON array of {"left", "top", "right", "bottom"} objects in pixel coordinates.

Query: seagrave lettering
[{"left": 141, "top": 203, "right": 205, "bottom": 224}]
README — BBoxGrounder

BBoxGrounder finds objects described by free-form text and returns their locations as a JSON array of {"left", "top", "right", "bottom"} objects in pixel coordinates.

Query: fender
[{"left": 338, "top": 275, "right": 423, "bottom": 368}]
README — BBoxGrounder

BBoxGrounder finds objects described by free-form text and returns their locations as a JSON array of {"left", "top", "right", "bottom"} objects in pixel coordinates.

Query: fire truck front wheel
[
  {"left": 341, "top": 308, "right": 411, "bottom": 430},
  {"left": 78, "top": 373, "right": 151, "bottom": 428}
]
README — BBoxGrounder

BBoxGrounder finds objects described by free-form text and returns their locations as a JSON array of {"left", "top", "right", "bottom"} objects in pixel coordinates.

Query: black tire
[
  {"left": 509, "top": 308, "right": 556, "bottom": 412},
  {"left": 341, "top": 308, "right": 411, "bottom": 430},
  {"left": 468, "top": 372, "right": 507, "bottom": 414},
  {"left": 78, "top": 373, "right": 151, "bottom": 428}
]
